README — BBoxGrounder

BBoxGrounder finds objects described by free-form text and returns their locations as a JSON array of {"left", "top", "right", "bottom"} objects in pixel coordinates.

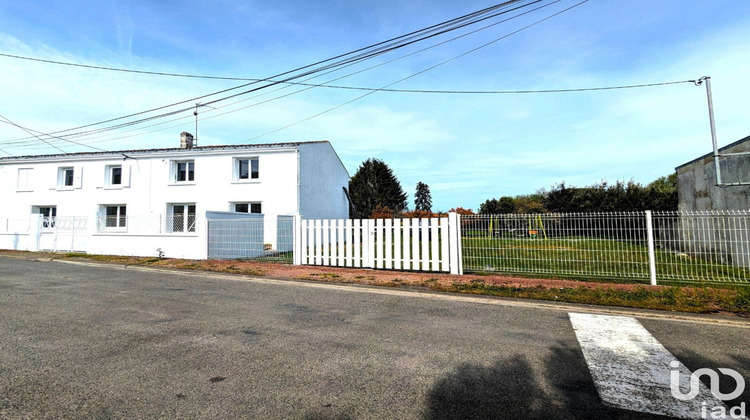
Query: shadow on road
[{"left": 425, "top": 342, "right": 669, "bottom": 419}]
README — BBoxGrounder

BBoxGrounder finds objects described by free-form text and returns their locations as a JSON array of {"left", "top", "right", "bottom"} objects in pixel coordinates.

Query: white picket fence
[{"left": 295, "top": 213, "right": 463, "bottom": 274}]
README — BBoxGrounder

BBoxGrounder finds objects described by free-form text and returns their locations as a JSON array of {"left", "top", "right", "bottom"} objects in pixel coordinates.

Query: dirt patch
[{"left": 1, "top": 250, "right": 747, "bottom": 316}]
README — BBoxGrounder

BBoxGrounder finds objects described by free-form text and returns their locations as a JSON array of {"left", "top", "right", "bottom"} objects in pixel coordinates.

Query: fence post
[
  {"left": 448, "top": 212, "right": 463, "bottom": 275},
  {"left": 205, "top": 217, "right": 211, "bottom": 259},
  {"left": 293, "top": 215, "right": 302, "bottom": 265},
  {"left": 645, "top": 210, "right": 657, "bottom": 286},
  {"left": 366, "top": 219, "right": 376, "bottom": 268},
  {"left": 28, "top": 214, "right": 41, "bottom": 252},
  {"left": 456, "top": 213, "right": 464, "bottom": 275}
]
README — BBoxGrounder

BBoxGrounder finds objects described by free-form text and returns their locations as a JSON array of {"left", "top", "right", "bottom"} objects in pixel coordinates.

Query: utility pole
[
  {"left": 194, "top": 103, "right": 199, "bottom": 147},
  {"left": 193, "top": 102, "right": 216, "bottom": 147},
  {"left": 694, "top": 76, "right": 722, "bottom": 185}
]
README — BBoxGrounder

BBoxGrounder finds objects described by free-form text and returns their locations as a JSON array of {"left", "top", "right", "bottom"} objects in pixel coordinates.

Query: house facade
[{"left": 0, "top": 135, "right": 349, "bottom": 259}]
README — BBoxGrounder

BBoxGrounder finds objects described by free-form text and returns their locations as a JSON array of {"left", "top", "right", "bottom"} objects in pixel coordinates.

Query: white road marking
[{"left": 569, "top": 312, "right": 728, "bottom": 419}]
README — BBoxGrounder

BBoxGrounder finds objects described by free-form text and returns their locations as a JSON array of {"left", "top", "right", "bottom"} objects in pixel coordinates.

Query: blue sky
[{"left": 1, "top": 0, "right": 749, "bottom": 211}]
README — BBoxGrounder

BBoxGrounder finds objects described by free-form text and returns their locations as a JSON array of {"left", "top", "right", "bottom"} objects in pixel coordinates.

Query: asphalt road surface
[{"left": 0, "top": 256, "right": 747, "bottom": 419}]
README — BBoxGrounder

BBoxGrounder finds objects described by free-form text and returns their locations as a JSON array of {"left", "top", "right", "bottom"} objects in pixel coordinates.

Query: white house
[{"left": 0, "top": 134, "right": 350, "bottom": 259}]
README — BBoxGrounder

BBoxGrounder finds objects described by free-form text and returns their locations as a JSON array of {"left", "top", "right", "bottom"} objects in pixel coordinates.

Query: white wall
[
  {"left": 0, "top": 146, "right": 300, "bottom": 219},
  {"left": 0, "top": 234, "right": 32, "bottom": 251},
  {"left": 0, "top": 141, "right": 351, "bottom": 259},
  {"left": 88, "top": 233, "right": 207, "bottom": 259},
  {"left": 298, "top": 142, "right": 350, "bottom": 219}
]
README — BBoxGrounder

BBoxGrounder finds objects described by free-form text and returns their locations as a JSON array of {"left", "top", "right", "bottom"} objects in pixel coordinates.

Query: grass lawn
[{"left": 462, "top": 236, "right": 750, "bottom": 285}]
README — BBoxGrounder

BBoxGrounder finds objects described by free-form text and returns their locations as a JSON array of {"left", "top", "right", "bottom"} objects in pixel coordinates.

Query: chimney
[{"left": 180, "top": 132, "right": 194, "bottom": 149}]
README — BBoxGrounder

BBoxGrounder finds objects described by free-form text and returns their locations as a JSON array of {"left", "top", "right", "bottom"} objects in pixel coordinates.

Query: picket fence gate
[{"left": 295, "top": 213, "right": 463, "bottom": 274}]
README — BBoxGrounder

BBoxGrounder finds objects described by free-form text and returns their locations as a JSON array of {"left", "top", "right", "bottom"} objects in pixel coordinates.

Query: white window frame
[
  {"left": 168, "top": 203, "right": 197, "bottom": 233},
  {"left": 17, "top": 168, "right": 33, "bottom": 192},
  {"left": 172, "top": 160, "right": 195, "bottom": 184},
  {"left": 99, "top": 205, "right": 127, "bottom": 231},
  {"left": 231, "top": 202, "right": 262, "bottom": 214},
  {"left": 58, "top": 167, "right": 75, "bottom": 188},
  {"left": 33, "top": 205, "right": 57, "bottom": 230},
  {"left": 105, "top": 165, "right": 123, "bottom": 187},
  {"left": 233, "top": 157, "right": 259, "bottom": 182},
  {"left": 56, "top": 166, "right": 82, "bottom": 190}
]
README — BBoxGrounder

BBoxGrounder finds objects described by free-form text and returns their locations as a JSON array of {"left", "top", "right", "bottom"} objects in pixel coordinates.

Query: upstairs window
[
  {"left": 235, "top": 157, "right": 259, "bottom": 181},
  {"left": 175, "top": 161, "right": 195, "bottom": 182},
  {"left": 17, "top": 168, "right": 32, "bottom": 191},
  {"left": 107, "top": 165, "right": 122, "bottom": 186},
  {"left": 59, "top": 167, "right": 74, "bottom": 187},
  {"left": 56, "top": 166, "right": 82, "bottom": 189}
]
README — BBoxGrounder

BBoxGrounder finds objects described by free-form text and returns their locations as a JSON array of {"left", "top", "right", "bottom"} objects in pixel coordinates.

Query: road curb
[{"left": 46, "top": 257, "right": 750, "bottom": 329}]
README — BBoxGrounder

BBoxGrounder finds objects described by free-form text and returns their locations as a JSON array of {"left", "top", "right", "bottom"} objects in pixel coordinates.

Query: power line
[
  {"left": 5, "top": 70, "right": 694, "bottom": 152},
  {"left": 0, "top": 114, "right": 66, "bottom": 154},
  {"left": 0, "top": 0, "right": 545, "bottom": 146},
  {"left": 0, "top": 52, "right": 261, "bottom": 81},
  {"left": 242, "top": 0, "right": 591, "bottom": 143},
  {"left": 0, "top": 0, "right": 693, "bottom": 153},
  {"left": 0, "top": 1, "right": 535, "bottom": 83},
  {"left": 134, "top": 0, "right": 569, "bottom": 140},
  {"left": 0, "top": 0, "right": 529, "bottom": 150},
  {"left": 0, "top": 51, "right": 694, "bottom": 95},
  {"left": 291, "top": 79, "right": 696, "bottom": 94},
  {"left": 0, "top": 115, "right": 111, "bottom": 152}
]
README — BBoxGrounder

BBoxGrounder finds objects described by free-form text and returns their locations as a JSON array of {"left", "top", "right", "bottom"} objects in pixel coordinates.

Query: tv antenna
[{"left": 193, "top": 102, "right": 216, "bottom": 147}]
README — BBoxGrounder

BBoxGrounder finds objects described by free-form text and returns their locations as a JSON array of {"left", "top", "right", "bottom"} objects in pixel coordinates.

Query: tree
[
  {"left": 348, "top": 158, "right": 408, "bottom": 218},
  {"left": 543, "top": 181, "right": 579, "bottom": 213},
  {"left": 646, "top": 173, "right": 678, "bottom": 211},
  {"left": 479, "top": 196, "right": 516, "bottom": 214},
  {"left": 477, "top": 174, "right": 678, "bottom": 216},
  {"left": 514, "top": 194, "right": 547, "bottom": 214},
  {"left": 414, "top": 182, "right": 432, "bottom": 212}
]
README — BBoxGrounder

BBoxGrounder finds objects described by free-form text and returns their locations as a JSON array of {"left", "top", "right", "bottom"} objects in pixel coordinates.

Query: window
[
  {"left": 101, "top": 205, "right": 127, "bottom": 229},
  {"left": 169, "top": 204, "right": 196, "bottom": 232},
  {"left": 235, "top": 157, "right": 259, "bottom": 180},
  {"left": 59, "top": 167, "right": 74, "bottom": 187},
  {"left": 17, "top": 168, "right": 32, "bottom": 191},
  {"left": 233, "top": 202, "right": 262, "bottom": 214},
  {"left": 106, "top": 165, "right": 122, "bottom": 186},
  {"left": 37, "top": 206, "right": 57, "bottom": 218},
  {"left": 174, "top": 160, "right": 195, "bottom": 182},
  {"left": 34, "top": 206, "right": 57, "bottom": 229}
]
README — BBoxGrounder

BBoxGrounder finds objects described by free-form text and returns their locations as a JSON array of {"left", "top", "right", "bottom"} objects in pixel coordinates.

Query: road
[{"left": 0, "top": 256, "right": 747, "bottom": 419}]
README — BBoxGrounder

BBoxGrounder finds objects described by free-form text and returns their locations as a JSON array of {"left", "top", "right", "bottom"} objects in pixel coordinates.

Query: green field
[{"left": 462, "top": 236, "right": 750, "bottom": 285}]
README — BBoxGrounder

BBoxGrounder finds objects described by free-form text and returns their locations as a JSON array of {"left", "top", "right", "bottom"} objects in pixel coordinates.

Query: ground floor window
[
  {"left": 233, "top": 202, "right": 262, "bottom": 214},
  {"left": 33, "top": 206, "right": 57, "bottom": 229},
  {"left": 101, "top": 205, "right": 127, "bottom": 229},
  {"left": 169, "top": 204, "right": 196, "bottom": 232}
]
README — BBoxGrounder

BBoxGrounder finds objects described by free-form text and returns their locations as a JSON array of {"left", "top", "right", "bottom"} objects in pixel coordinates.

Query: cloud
[
  {"left": 112, "top": 0, "right": 134, "bottom": 60},
  {"left": 0, "top": 5, "right": 748, "bottom": 212}
]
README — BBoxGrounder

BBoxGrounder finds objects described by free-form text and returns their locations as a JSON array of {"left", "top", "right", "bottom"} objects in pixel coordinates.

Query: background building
[
  {"left": 676, "top": 134, "right": 750, "bottom": 211},
  {"left": 674, "top": 134, "right": 750, "bottom": 268}
]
